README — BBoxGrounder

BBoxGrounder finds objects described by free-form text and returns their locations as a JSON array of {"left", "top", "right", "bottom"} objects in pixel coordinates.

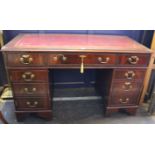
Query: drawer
[
  {"left": 119, "top": 54, "right": 150, "bottom": 66},
  {"left": 6, "top": 53, "right": 46, "bottom": 66},
  {"left": 109, "top": 92, "right": 139, "bottom": 106},
  {"left": 9, "top": 70, "right": 48, "bottom": 82},
  {"left": 92, "top": 54, "right": 116, "bottom": 64},
  {"left": 15, "top": 97, "right": 51, "bottom": 110},
  {"left": 12, "top": 83, "right": 49, "bottom": 96},
  {"left": 111, "top": 81, "right": 142, "bottom": 93},
  {"left": 48, "top": 54, "right": 116, "bottom": 65},
  {"left": 114, "top": 69, "right": 146, "bottom": 81}
]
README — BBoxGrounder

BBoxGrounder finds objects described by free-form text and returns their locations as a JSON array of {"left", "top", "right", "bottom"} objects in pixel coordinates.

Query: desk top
[{"left": 2, "top": 34, "right": 150, "bottom": 53}]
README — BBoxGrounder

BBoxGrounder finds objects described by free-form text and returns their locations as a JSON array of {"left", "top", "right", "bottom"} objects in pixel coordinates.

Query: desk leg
[
  {"left": 37, "top": 111, "right": 52, "bottom": 121},
  {"left": 125, "top": 108, "right": 137, "bottom": 115},
  {"left": 106, "top": 107, "right": 137, "bottom": 116},
  {"left": 105, "top": 108, "right": 118, "bottom": 116},
  {"left": 16, "top": 112, "right": 27, "bottom": 122},
  {"left": 16, "top": 111, "right": 52, "bottom": 122}
]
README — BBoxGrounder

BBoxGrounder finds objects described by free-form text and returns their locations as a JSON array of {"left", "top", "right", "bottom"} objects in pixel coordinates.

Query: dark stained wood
[
  {"left": 125, "top": 108, "right": 137, "bottom": 115},
  {"left": 9, "top": 69, "right": 49, "bottom": 82},
  {"left": 0, "top": 34, "right": 151, "bottom": 121},
  {"left": 15, "top": 110, "right": 52, "bottom": 121},
  {"left": 105, "top": 108, "right": 118, "bottom": 116},
  {"left": 5, "top": 52, "right": 150, "bottom": 69},
  {"left": 37, "top": 111, "right": 52, "bottom": 121},
  {"left": 106, "top": 107, "right": 138, "bottom": 116},
  {"left": 105, "top": 67, "right": 145, "bottom": 115},
  {"left": 6, "top": 53, "right": 46, "bottom": 67},
  {"left": 119, "top": 54, "right": 150, "bottom": 66},
  {"left": 113, "top": 69, "right": 146, "bottom": 81},
  {"left": 15, "top": 97, "right": 51, "bottom": 110},
  {"left": 12, "top": 83, "right": 49, "bottom": 96},
  {"left": 108, "top": 79, "right": 143, "bottom": 107},
  {"left": 15, "top": 112, "right": 27, "bottom": 122},
  {"left": 48, "top": 54, "right": 116, "bottom": 65},
  {"left": 96, "top": 69, "right": 113, "bottom": 106},
  {"left": 109, "top": 92, "right": 139, "bottom": 106},
  {"left": 111, "top": 81, "right": 142, "bottom": 93}
]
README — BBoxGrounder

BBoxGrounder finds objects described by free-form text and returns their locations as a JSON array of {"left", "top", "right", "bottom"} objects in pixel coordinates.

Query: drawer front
[
  {"left": 15, "top": 97, "right": 50, "bottom": 110},
  {"left": 109, "top": 92, "right": 139, "bottom": 106},
  {"left": 119, "top": 54, "right": 149, "bottom": 66},
  {"left": 12, "top": 83, "right": 49, "bottom": 96},
  {"left": 92, "top": 54, "right": 116, "bottom": 64},
  {"left": 111, "top": 81, "right": 142, "bottom": 93},
  {"left": 109, "top": 81, "right": 142, "bottom": 106},
  {"left": 114, "top": 69, "right": 146, "bottom": 81},
  {"left": 9, "top": 70, "right": 48, "bottom": 82},
  {"left": 48, "top": 54, "right": 80, "bottom": 64},
  {"left": 6, "top": 53, "right": 46, "bottom": 66},
  {"left": 48, "top": 54, "right": 116, "bottom": 65}
]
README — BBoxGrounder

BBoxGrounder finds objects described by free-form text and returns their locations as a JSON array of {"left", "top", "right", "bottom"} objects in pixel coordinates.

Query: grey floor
[
  {"left": 15, "top": 103, "right": 155, "bottom": 124},
  {"left": 1, "top": 87, "right": 155, "bottom": 124}
]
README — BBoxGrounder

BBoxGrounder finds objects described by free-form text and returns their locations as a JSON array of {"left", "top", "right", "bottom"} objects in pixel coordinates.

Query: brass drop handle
[
  {"left": 79, "top": 55, "right": 86, "bottom": 74},
  {"left": 26, "top": 101, "right": 38, "bottom": 107},
  {"left": 98, "top": 57, "right": 110, "bottom": 64},
  {"left": 128, "top": 56, "right": 139, "bottom": 64},
  {"left": 125, "top": 71, "right": 135, "bottom": 79},
  {"left": 122, "top": 82, "right": 133, "bottom": 91},
  {"left": 120, "top": 98, "right": 129, "bottom": 104},
  {"left": 22, "top": 72, "right": 35, "bottom": 81},
  {"left": 24, "top": 87, "right": 37, "bottom": 94},
  {"left": 53, "top": 54, "right": 67, "bottom": 61},
  {"left": 62, "top": 55, "right": 67, "bottom": 61},
  {"left": 20, "top": 54, "right": 33, "bottom": 64}
]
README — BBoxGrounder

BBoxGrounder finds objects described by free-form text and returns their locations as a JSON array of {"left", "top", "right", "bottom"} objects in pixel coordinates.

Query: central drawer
[{"left": 48, "top": 54, "right": 116, "bottom": 65}]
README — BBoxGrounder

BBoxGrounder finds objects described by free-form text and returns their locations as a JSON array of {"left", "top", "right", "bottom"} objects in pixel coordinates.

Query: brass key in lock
[{"left": 79, "top": 55, "right": 86, "bottom": 74}]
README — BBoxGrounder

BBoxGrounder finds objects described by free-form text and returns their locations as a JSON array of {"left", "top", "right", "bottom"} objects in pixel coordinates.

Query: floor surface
[{"left": 15, "top": 103, "right": 155, "bottom": 124}]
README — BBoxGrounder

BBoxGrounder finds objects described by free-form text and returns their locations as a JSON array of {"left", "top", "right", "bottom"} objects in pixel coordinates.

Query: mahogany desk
[{"left": 1, "top": 34, "right": 151, "bottom": 121}]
